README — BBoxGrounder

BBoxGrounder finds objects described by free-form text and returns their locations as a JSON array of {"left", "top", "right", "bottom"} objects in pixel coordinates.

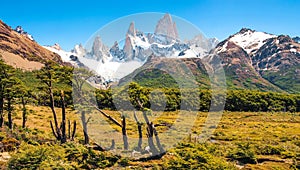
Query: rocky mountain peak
[
  {"left": 123, "top": 35, "right": 134, "bottom": 61},
  {"left": 15, "top": 26, "right": 24, "bottom": 34},
  {"left": 293, "top": 36, "right": 300, "bottom": 43},
  {"left": 14, "top": 25, "right": 34, "bottom": 41},
  {"left": 127, "top": 22, "right": 136, "bottom": 36},
  {"left": 72, "top": 44, "right": 86, "bottom": 57},
  {"left": 155, "top": 13, "right": 179, "bottom": 39},
  {"left": 238, "top": 28, "right": 255, "bottom": 34},
  {"left": 92, "top": 36, "right": 109, "bottom": 62},
  {"left": 228, "top": 28, "right": 276, "bottom": 55},
  {"left": 51, "top": 43, "right": 62, "bottom": 50},
  {"left": 277, "top": 35, "right": 294, "bottom": 44}
]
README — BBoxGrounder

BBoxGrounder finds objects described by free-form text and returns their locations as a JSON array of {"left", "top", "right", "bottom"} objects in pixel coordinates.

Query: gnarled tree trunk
[
  {"left": 134, "top": 112, "right": 142, "bottom": 151},
  {"left": 81, "top": 111, "right": 89, "bottom": 145},
  {"left": 122, "top": 115, "right": 128, "bottom": 150},
  {"left": 7, "top": 96, "right": 13, "bottom": 129}
]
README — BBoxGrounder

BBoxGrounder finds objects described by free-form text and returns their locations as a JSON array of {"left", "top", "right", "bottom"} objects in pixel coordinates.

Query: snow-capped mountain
[
  {"left": 47, "top": 13, "right": 217, "bottom": 84},
  {"left": 108, "top": 13, "right": 217, "bottom": 62},
  {"left": 90, "top": 36, "right": 111, "bottom": 63},
  {"left": 213, "top": 28, "right": 300, "bottom": 71},
  {"left": 211, "top": 28, "right": 300, "bottom": 93},
  {"left": 215, "top": 28, "right": 276, "bottom": 55},
  {"left": 71, "top": 44, "right": 86, "bottom": 57}
]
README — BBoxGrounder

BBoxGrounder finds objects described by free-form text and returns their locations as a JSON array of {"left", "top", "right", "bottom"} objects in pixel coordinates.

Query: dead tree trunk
[
  {"left": 134, "top": 111, "right": 142, "bottom": 151},
  {"left": 122, "top": 115, "right": 129, "bottom": 150},
  {"left": 107, "top": 139, "right": 115, "bottom": 150},
  {"left": 153, "top": 126, "right": 165, "bottom": 154},
  {"left": 81, "top": 111, "right": 89, "bottom": 145},
  {"left": 60, "top": 91, "right": 66, "bottom": 143},
  {"left": 0, "top": 92, "right": 4, "bottom": 128},
  {"left": 143, "top": 111, "right": 159, "bottom": 155},
  {"left": 71, "top": 121, "right": 76, "bottom": 141},
  {"left": 49, "top": 91, "right": 76, "bottom": 143},
  {"left": 49, "top": 86, "right": 61, "bottom": 140},
  {"left": 68, "top": 120, "right": 71, "bottom": 139},
  {"left": 7, "top": 97, "right": 13, "bottom": 129}
]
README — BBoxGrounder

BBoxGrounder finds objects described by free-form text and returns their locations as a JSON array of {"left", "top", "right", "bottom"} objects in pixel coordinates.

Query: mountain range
[{"left": 0, "top": 14, "right": 299, "bottom": 93}]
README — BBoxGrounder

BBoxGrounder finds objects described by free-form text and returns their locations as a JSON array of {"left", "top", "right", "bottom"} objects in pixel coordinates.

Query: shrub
[
  {"left": 227, "top": 143, "right": 257, "bottom": 164},
  {"left": 8, "top": 142, "right": 120, "bottom": 169},
  {"left": 257, "top": 144, "right": 284, "bottom": 155},
  {"left": 8, "top": 143, "right": 69, "bottom": 169},
  {"left": 2, "top": 138, "right": 20, "bottom": 152},
  {"left": 163, "top": 142, "right": 236, "bottom": 169}
]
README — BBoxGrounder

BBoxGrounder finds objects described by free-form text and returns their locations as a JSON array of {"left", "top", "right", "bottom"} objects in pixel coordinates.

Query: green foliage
[
  {"left": 8, "top": 143, "right": 70, "bottom": 169},
  {"left": 262, "top": 65, "right": 300, "bottom": 94},
  {"left": 257, "top": 144, "right": 284, "bottom": 155},
  {"left": 118, "top": 157, "right": 130, "bottom": 167},
  {"left": 132, "top": 68, "right": 180, "bottom": 88},
  {"left": 63, "top": 142, "right": 120, "bottom": 169},
  {"left": 36, "top": 62, "right": 73, "bottom": 107},
  {"left": 8, "top": 142, "right": 120, "bottom": 169},
  {"left": 227, "top": 143, "right": 257, "bottom": 164},
  {"left": 162, "top": 143, "right": 236, "bottom": 169},
  {"left": 96, "top": 83, "right": 299, "bottom": 112},
  {"left": 1, "top": 137, "right": 20, "bottom": 152},
  {"left": 225, "top": 90, "right": 299, "bottom": 112}
]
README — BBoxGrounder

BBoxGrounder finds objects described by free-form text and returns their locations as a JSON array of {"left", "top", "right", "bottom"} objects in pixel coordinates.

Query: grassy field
[{"left": 2, "top": 105, "right": 300, "bottom": 169}]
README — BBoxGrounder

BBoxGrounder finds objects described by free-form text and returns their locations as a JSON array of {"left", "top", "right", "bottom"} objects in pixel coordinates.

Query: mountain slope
[
  {"left": 118, "top": 55, "right": 210, "bottom": 88},
  {"left": 121, "top": 28, "right": 299, "bottom": 93},
  {"left": 0, "top": 20, "right": 63, "bottom": 70},
  {"left": 253, "top": 35, "right": 300, "bottom": 93},
  {"left": 209, "top": 41, "right": 283, "bottom": 92},
  {"left": 210, "top": 28, "right": 299, "bottom": 93}
]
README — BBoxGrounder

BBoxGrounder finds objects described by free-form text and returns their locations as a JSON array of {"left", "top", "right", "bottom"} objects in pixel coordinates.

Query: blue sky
[{"left": 1, "top": 0, "right": 299, "bottom": 50}]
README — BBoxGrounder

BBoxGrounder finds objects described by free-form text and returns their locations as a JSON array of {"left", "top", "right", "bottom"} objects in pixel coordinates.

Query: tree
[
  {"left": 72, "top": 68, "right": 94, "bottom": 145},
  {"left": 128, "top": 82, "right": 165, "bottom": 156},
  {"left": 13, "top": 81, "right": 35, "bottom": 128},
  {"left": 37, "top": 62, "right": 75, "bottom": 143},
  {"left": 3, "top": 76, "right": 22, "bottom": 129},
  {"left": 0, "top": 60, "right": 22, "bottom": 130},
  {"left": 0, "top": 59, "right": 15, "bottom": 128}
]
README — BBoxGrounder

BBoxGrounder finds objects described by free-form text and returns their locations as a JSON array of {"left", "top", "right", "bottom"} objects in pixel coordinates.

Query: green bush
[
  {"left": 227, "top": 143, "right": 257, "bottom": 164},
  {"left": 8, "top": 142, "right": 120, "bottom": 169},
  {"left": 163, "top": 143, "right": 236, "bottom": 169},
  {"left": 257, "top": 144, "right": 284, "bottom": 155},
  {"left": 8, "top": 143, "right": 70, "bottom": 169},
  {"left": 2, "top": 138, "right": 20, "bottom": 152}
]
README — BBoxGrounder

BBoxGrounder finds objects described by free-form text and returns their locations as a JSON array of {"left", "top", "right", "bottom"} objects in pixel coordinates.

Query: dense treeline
[
  {"left": 1, "top": 58, "right": 299, "bottom": 132},
  {"left": 1, "top": 57, "right": 299, "bottom": 115},
  {"left": 96, "top": 82, "right": 300, "bottom": 112}
]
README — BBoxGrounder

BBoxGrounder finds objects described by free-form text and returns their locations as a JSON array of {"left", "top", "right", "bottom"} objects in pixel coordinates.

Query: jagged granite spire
[
  {"left": 127, "top": 22, "right": 136, "bottom": 36},
  {"left": 155, "top": 13, "right": 179, "bottom": 39},
  {"left": 92, "top": 36, "right": 109, "bottom": 62},
  {"left": 123, "top": 35, "right": 134, "bottom": 61}
]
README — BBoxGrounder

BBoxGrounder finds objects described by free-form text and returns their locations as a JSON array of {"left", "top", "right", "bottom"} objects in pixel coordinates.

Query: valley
[{"left": 0, "top": 10, "right": 299, "bottom": 170}]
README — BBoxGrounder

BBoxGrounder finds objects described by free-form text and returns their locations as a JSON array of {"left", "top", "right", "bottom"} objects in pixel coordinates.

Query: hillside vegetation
[{"left": 0, "top": 60, "right": 299, "bottom": 169}]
